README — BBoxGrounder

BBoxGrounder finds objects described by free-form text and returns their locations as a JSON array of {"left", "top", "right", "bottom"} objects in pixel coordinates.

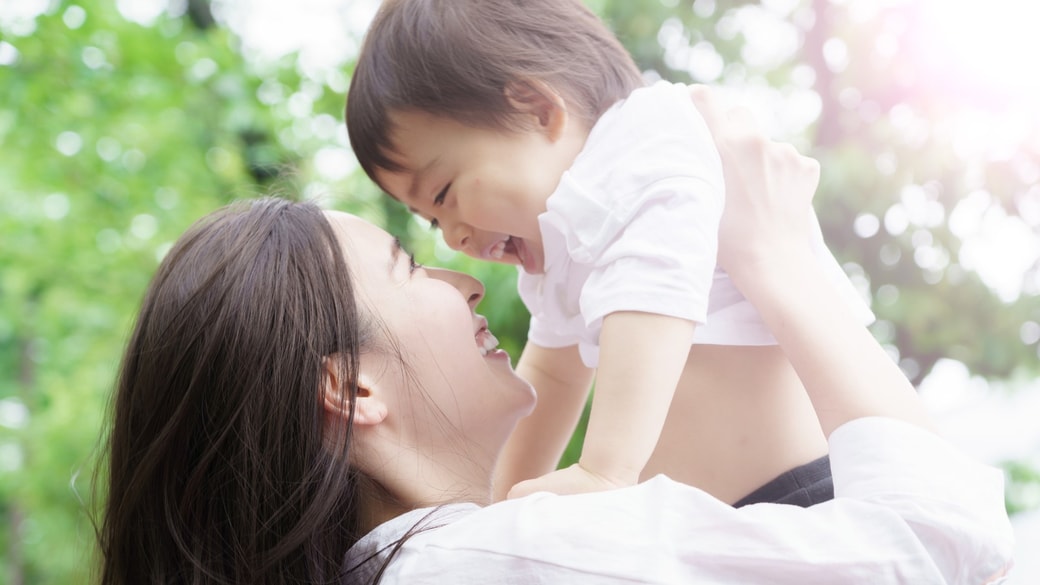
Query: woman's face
[{"left": 325, "top": 211, "right": 535, "bottom": 455}]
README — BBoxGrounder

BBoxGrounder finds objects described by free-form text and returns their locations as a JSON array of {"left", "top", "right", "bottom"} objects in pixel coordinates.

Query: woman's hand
[
  {"left": 689, "top": 85, "right": 821, "bottom": 291},
  {"left": 690, "top": 84, "right": 933, "bottom": 435}
]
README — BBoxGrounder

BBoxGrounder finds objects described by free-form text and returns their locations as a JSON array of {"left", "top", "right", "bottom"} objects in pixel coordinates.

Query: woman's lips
[
  {"left": 474, "top": 317, "right": 500, "bottom": 357},
  {"left": 477, "top": 327, "right": 500, "bottom": 357}
]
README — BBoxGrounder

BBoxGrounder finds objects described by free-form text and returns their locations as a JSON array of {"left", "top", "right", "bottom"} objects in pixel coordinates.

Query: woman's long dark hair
[{"left": 96, "top": 198, "right": 373, "bottom": 584}]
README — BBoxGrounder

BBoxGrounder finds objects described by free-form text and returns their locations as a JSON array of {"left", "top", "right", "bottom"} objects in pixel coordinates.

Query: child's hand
[{"left": 506, "top": 463, "right": 631, "bottom": 499}]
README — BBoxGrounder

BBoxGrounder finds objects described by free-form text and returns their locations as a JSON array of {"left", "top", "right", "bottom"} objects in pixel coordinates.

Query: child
[{"left": 346, "top": 0, "right": 873, "bottom": 503}]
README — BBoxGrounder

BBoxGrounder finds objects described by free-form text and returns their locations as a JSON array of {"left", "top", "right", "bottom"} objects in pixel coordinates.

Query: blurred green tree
[{"left": 0, "top": 2, "right": 296, "bottom": 582}]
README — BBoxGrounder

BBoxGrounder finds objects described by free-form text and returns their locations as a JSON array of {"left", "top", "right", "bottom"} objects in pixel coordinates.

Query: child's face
[{"left": 374, "top": 109, "right": 585, "bottom": 275}]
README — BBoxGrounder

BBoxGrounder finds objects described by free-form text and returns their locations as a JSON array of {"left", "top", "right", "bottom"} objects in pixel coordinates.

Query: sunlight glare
[{"left": 916, "top": 0, "right": 1040, "bottom": 100}]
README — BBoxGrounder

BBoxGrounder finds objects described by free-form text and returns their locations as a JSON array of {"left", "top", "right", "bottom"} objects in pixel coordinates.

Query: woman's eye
[
  {"left": 434, "top": 183, "right": 450, "bottom": 206},
  {"left": 409, "top": 253, "right": 423, "bottom": 273},
  {"left": 429, "top": 218, "right": 440, "bottom": 230}
]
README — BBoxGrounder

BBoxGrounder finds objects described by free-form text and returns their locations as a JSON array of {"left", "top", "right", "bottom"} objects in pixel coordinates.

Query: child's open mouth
[{"left": 486, "top": 236, "right": 542, "bottom": 274}]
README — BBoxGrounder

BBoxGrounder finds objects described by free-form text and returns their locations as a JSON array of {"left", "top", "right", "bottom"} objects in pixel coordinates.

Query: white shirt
[
  {"left": 343, "top": 417, "right": 1014, "bottom": 584},
  {"left": 518, "top": 81, "right": 873, "bottom": 367}
]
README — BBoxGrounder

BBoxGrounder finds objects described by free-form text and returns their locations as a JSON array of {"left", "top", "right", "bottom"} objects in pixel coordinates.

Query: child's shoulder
[
  {"left": 580, "top": 81, "right": 713, "bottom": 166},
  {"left": 621, "top": 81, "right": 699, "bottom": 114},
  {"left": 595, "top": 81, "right": 706, "bottom": 138}
]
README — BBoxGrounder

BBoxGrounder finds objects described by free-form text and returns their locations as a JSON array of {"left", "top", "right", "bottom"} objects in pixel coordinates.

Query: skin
[
  {"left": 377, "top": 97, "right": 587, "bottom": 275},
  {"left": 321, "top": 211, "right": 536, "bottom": 529}
]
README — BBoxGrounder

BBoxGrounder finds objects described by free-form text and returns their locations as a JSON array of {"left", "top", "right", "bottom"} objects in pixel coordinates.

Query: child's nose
[{"left": 444, "top": 222, "right": 471, "bottom": 251}]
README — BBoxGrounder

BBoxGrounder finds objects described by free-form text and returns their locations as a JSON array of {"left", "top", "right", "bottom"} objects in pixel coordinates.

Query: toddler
[{"left": 346, "top": 0, "right": 873, "bottom": 502}]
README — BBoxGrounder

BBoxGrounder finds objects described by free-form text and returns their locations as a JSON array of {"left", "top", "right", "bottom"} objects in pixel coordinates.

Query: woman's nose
[{"left": 429, "top": 267, "right": 484, "bottom": 309}]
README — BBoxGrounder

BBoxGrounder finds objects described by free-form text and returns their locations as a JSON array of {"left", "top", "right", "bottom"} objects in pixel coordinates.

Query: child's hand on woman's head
[{"left": 689, "top": 85, "right": 821, "bottom": 285}]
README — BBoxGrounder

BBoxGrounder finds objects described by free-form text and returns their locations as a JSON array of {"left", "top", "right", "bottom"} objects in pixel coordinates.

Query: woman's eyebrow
[{"left": 390, "top": 237, "right": 404, "bottom": 275}]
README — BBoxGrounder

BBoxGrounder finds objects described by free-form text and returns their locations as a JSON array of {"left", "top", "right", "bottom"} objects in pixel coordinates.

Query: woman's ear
[
  {"left": 321, "top": 357, "right": 388, "bottom": 427},
  {"left": 504, "top": 80, "right": 568, "bottom": 142}
]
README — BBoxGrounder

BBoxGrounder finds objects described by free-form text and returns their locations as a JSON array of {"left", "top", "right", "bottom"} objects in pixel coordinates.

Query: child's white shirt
[{"left": 517, "top": 81, "right": 873, "bottom": 367}]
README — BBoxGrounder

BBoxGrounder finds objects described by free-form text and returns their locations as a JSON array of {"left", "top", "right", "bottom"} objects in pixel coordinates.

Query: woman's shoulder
[
  {"left": 351, "top": 478, "right": 722, "bottom": 582},
  {"left": 342, "top": 504, "right": 479, "bottom": 582}
]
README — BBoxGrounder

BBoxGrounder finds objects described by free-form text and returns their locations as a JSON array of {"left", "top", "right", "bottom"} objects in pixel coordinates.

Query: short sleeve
[
  {"left": 578, "top": 176, "right": 722, "bottom": 328},
  {"left": 538, "top": 81, "right": 726, "bottom": 331},
  {"left": 526, "top": 312, "right": 578, "bottom": 349}
]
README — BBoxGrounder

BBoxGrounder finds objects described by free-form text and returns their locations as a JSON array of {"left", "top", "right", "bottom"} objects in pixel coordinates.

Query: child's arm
[
  {"left": 507, "top": 311, "right": 694, "bottom": 498},
  {"left": 493, "top": 342, "right": 594, "bottom": 501}
]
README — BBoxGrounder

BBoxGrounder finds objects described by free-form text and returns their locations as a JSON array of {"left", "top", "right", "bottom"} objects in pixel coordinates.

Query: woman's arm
[{"left": 691, "top": 86, "right": 933, "bottom": 437}]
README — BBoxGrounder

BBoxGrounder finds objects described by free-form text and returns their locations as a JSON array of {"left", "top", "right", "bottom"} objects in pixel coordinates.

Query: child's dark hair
[{"left": 346, "top": 0, "right": 644, "bottom": 184}]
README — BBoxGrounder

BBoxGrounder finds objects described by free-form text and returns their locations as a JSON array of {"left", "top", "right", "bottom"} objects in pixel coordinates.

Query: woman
[{"left": 96, "top": 91, "right": 1013, "bottom": 584}]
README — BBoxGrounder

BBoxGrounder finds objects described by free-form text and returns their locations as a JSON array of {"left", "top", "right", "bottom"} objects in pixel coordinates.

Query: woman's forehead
[
  {"left": 324, "top": 210, "right": 390, "bottom": 246},
  {"left": 323, "top": 210, "right": 399, "bottom": 280}
]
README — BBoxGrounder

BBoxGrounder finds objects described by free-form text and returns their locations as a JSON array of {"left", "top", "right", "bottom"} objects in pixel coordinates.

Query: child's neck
[{"left": 555, "top": 119, "right": 593, "bottom": 177}]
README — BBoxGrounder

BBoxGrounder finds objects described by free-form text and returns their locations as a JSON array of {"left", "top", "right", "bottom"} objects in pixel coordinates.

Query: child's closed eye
[
  {"left": 429, "top": 183, "right": 450, "bottom": 230},
  {"left": 434, "top": 183, "right": 450, "bottom": 206}
]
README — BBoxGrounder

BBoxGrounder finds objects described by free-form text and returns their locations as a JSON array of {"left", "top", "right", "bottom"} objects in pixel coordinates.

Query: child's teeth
[{"left": 489, "top": 241, "right": 505, "bottom": 259}]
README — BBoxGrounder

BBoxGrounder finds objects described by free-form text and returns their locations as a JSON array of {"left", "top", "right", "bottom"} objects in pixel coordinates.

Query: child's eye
[{"left": 434, "top": 183, "right": 450, "bottom": 206}]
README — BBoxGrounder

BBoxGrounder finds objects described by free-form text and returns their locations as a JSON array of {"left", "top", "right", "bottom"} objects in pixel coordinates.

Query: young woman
[{"left": 96, "top": 91, "right": 1013, "bottom": 584}]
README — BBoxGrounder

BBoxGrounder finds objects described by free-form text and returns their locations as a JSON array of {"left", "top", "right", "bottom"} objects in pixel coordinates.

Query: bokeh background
[{"left": 2, "top": 0, "right": 1039, "bottom": 582}]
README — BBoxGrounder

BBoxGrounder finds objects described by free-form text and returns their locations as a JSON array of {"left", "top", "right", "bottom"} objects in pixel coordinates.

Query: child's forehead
[
  {"left": 371, "top": 155, "right": 427, "bottom": 203},
  {"left": 383, "top": 111, "right": 476, "bottom": 162}
]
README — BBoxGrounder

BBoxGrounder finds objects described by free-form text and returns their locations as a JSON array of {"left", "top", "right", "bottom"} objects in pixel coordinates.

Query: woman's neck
[
  {"left": 357, "top": 453, "right": 495, "bottom": 533},
  {"left": 358, "top": 486, "right": 412, "bottom": 534}
]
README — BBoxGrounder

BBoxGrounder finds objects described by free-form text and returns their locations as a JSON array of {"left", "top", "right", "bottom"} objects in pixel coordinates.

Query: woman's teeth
[{"left": 478, "top": 329, "right": 499, "bottom": 356}]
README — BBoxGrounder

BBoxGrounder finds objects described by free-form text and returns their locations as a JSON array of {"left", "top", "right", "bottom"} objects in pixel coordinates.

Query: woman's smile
[{"left": 474, "top": 316, "right": 501, "bottom": 358}]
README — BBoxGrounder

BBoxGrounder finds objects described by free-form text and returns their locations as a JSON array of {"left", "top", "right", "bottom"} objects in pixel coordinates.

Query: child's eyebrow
[{"left": 403, "top": 155, "right": 441, "bottom": 201}]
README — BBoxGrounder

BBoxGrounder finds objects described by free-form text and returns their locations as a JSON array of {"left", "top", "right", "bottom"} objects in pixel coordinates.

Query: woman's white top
[
  {"left": 343, "top": 417, "right": 1014, "bottom": 584},
  {"left": 517, "top": 81, "right": 873, "bottom": 367}
]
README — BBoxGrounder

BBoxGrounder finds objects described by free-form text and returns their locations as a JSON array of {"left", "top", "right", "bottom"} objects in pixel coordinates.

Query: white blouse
[{"left": 344, "top": 417, "right": 1014, "bottom": 584}]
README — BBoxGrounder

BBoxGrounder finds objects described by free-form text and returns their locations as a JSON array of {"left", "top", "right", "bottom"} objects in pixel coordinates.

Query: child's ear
[
  {"left": 321, "top": 356, "right": 388, "bottom": 426},
  {"left": 504, "top": 80, "right": 568, "bottom": 141}
]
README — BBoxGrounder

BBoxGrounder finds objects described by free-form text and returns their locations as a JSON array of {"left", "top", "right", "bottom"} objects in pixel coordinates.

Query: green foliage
[
  {"left": 1004, "top": 460, "right": 1040, "bottom": 515},
  {"left": 1, "top": 1, "right": 1037, "bottom": 582},
  {"left": 1, "top": 2, "right": 294, "bottom": 582}
]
